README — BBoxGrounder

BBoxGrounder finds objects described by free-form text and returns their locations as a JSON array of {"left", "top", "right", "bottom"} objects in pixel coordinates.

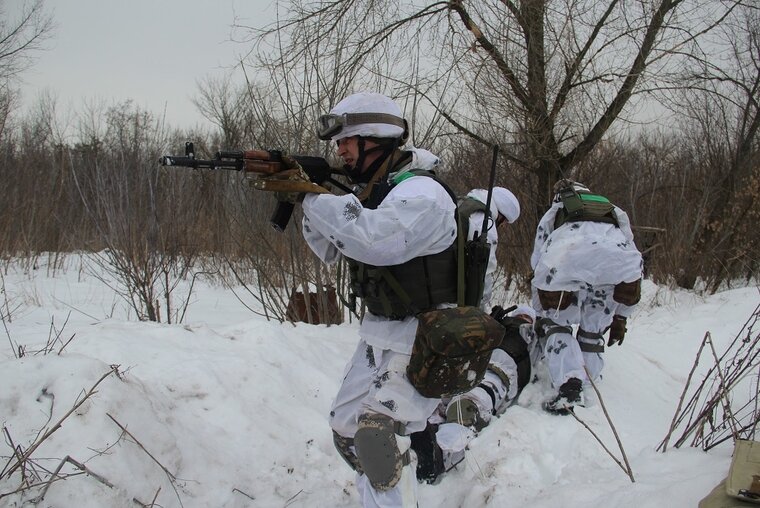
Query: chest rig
[{"left": 346, "top": 169, "right": 459, "bottom": 319}]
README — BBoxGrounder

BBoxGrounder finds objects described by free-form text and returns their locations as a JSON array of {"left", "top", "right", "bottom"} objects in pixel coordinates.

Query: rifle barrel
[{"left": 159, "top": 155, "right": 243, "bottom": 171}]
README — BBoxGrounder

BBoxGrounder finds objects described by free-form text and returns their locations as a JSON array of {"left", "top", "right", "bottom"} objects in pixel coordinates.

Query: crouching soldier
[
  {"left": 410, "top": 304, "right": 537, "bottom": 483},
  {"left": 530, "top": 179, "right": 643, "bottom": 415}
]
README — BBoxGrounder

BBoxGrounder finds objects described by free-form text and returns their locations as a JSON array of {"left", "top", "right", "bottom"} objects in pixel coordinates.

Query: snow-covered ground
[{"left": 0, "top": 255, "right": 757, "bottom": 507}]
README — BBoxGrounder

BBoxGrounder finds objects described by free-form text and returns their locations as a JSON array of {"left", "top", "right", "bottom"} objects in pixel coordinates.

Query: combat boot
[{"left": 543, "top": 377, "right": 584, "bottom": 415}]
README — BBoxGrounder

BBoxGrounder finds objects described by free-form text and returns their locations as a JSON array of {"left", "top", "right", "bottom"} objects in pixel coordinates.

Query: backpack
[{"left": 553, "top": 182, "right": 619, "bottom": 229}]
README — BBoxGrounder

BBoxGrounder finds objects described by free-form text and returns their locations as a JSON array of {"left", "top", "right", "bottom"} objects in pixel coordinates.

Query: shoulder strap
[
  {"left": 393, "top": 169, "right": 458, "bottom": 204},
  {"left": 356, "top": 148, "right": 408, "bottom": 203},
  {"left": 457, "top": 197, "right": 489, "bottom": 226}
]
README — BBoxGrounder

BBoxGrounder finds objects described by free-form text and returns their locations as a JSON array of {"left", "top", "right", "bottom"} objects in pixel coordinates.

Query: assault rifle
[{"left": 160, "top": 142, "right": 350, "bottom": 232}]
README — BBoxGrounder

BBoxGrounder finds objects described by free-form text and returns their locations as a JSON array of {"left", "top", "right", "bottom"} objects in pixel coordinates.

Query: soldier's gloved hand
[
  {"left": 271, "top": 155, "right": 310, "bottom": 203},
  {"left": 490, "top": 305, "right": 517, "bottom": 325},
  {"left": 280, "top": 155, "right": 310, "bottom": 181},
  {"left": 607, "top": 315, "right": 627, "bottom": 346}
]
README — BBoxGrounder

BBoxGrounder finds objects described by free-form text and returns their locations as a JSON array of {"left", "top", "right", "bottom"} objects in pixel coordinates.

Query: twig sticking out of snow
[
  {"left": 35, "top": 455, "right": 114, "bottom": 502},
  {"left": 106, "top": 413, "right": 187, "bottom": 508},
  {"left": 2, "top": 366, "right": 118, "bottom": 480},
  {"left": 569, "top": 366, "right": 635, "bottom": 483},
  {"left": 658, "top": 302, "right": 760, "bottom": 452}
]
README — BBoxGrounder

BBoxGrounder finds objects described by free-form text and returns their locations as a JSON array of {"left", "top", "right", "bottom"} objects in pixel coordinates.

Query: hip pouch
[{"left": 407, "top": 306, "right": 505, "bottom": 398}]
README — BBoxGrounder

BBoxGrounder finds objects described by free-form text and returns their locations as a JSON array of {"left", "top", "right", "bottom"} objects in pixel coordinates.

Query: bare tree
[
  {"left": 68, "top": 101, "right": 202, "bottom": 322},
  {"left": 0, "top": 0, "right": 53, "bottom": 142},
  {"left": 649, "top": 3, "right": 760, "bottom": 289},
  {"left": 0, "top": 0, "right": 53, "bottom": 80},
  {"left": 238, "top": 0, "right": 744, "bottom": 217}
]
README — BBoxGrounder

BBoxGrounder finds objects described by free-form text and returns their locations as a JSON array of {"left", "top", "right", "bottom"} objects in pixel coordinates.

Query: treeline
[{"left": 0, "top": 98, "right": 756, "bottom": 322}]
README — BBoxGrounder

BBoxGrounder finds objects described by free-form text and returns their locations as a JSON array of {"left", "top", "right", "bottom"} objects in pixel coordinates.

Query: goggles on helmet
[{"left": 316, "top": 112, "right": 407, "bottom": 141}]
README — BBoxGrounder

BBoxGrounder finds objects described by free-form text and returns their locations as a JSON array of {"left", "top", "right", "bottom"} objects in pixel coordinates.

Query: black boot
[
  {"left": 543, "top": 377, "right": 584, "bottom": 415},
  {"left": 409, "top": 423, "right": 445, "bottom": 484}
]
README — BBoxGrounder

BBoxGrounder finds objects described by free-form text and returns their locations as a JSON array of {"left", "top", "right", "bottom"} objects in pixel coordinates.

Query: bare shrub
[{"left": 658, "top": 302, "right": 760, "bottom": 452}]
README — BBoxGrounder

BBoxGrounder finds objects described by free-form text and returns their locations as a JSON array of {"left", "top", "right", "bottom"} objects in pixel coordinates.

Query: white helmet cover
[
  {"left": 323, "top": 92, "right": 406, "bottom": 141},
  {"left": 467, "top": 187, "right": 521, "bottom": 224}
]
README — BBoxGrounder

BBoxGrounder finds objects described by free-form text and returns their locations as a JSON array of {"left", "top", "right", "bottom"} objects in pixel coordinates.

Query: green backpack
[{"left": 553, "top": 182, "right": 619, "bottom": 229}]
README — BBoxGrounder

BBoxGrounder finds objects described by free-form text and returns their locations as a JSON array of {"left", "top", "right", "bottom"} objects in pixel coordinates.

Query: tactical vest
[
  {"left": 346, "top": 169, "right": 461, "bottom": 319},
  {"left": 554, "top": 187, "right": 619, "bottom": 229}
]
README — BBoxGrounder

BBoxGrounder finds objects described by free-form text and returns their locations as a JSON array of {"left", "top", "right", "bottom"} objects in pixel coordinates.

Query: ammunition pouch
[
  {"left": 613, "top": 279, "right": 642, "bottom": 306},
  {"left": 537, "top": 289, "right": 576, "bottom": 311},
  {"left": 347, "top": 246, "right": 458, "bottom": 319}
]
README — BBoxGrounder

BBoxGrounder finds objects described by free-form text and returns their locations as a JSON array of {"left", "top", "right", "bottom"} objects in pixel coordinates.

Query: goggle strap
[{"left": 342, "top": 112, "right": 406, "bottom": 129}]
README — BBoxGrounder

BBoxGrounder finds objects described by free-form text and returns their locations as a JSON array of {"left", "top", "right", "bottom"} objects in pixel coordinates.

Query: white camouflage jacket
[
  {"left": 530, "top": 201, "right": 643, "bottom": 292},
  {"left": 301, "top": 148, "right": 457, "bottom": 354}
]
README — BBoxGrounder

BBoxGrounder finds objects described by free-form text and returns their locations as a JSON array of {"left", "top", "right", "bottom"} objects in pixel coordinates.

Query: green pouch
[
  {"left": 726, "top": 440, "right": 760, "bottom": 504},
  {"left": 407, "top": 306, "right": 505, "bottom": 398},
  {"left": 699, "top": 478, "right": 755, "bottom": 508}
]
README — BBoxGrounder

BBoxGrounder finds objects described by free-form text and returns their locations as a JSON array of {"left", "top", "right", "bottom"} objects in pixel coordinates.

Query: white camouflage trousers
[
  {"left": 533, "top": 284, "right": 618, "bottom": 387},
  {"left": 330, "top": 339, "right": 441, "bottom": 508}
]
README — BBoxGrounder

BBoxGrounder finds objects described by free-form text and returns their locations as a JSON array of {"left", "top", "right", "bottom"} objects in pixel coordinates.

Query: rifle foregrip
[{"left": 270, "top": 201, "right": 295, "bottom": 232}]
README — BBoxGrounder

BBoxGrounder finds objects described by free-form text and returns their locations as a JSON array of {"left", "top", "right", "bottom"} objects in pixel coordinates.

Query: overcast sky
[{"left": 16, "top": 0, "right": 276, "bottom": 130}]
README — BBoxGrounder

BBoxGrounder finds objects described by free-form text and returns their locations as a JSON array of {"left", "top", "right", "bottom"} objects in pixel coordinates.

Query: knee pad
[
  {"left": 332, "top": 430, "right": 363, "bottom": 474},
  {"left": 613, "top": 279, "right": 641, "bottom": 306},
  {"left": 537, "top": 289, "right": 576, "bottom": 311},
  {"left": 576, "top": 328, "right": 605, "bottom": 353},
  {"left": 535, "top": 317, "right": 573, "bottom": 340},
  {"left": 354, "top": 413, "right": 409, "bottom": 491}
]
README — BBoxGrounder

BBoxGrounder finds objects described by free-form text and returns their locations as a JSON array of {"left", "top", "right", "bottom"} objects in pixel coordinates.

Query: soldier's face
[{"left": 336, "top": 136, "right": 381, "bottom": 173}]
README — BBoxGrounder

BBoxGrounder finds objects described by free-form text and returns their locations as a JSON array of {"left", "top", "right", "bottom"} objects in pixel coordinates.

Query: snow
[{"left": 0, "top": 255, "right": 757, "bottom": 507}]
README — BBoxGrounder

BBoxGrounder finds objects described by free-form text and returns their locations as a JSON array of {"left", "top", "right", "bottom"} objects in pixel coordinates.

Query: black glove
[
  {"left": 490, "top": 305, "right": 512, "bottom": 322},
  {"left": 607, "top": 315, "right": 627, "bottom": 346}
]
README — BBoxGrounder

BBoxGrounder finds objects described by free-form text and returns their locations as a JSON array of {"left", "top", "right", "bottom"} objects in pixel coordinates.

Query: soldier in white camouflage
[
  {"left": 530, "top": 179, "right": 643, "bottom": 415},
  {"left": 302, "top": 92, "right": 460, "bottom": 507}
]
